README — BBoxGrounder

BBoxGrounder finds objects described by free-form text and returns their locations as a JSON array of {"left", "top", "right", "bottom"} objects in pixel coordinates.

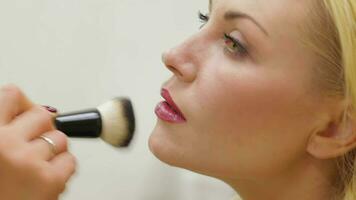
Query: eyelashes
[
  {"left": 198, "top": 11, "right": 209, "bottom": 28},
  {"left": 198, "top": 11, "right": 249, "bottom": 58},
  {"left": 223, "top": 33, "right": 248, "bottom": 57}
]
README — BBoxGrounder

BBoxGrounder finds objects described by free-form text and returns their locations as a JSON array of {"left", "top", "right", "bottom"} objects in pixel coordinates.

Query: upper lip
[{"left": 161, "top": 88, "right": 186, "bottom": 119}]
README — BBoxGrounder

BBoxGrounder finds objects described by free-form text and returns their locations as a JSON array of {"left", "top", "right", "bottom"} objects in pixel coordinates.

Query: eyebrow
[
  {"left": 209, "top": 0, "right": 269, "bottom": 37},
  {"left": 224, "top": 11, "right": 269, "bottom": 36}
]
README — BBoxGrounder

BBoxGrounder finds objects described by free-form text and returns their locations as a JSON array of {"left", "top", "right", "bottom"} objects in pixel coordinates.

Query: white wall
[{"left": 0, "top": 0, "right": 235, "bottom": 199}]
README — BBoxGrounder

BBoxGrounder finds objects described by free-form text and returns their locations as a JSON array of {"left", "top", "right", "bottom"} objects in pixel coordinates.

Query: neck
[{"left": 224, "top": 156, "right": 339, "bottom": 200}]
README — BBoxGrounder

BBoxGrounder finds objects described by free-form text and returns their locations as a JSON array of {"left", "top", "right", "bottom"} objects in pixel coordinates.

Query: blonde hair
[{"left": 305, "top": 0, "right": 356, "bottom": 199}]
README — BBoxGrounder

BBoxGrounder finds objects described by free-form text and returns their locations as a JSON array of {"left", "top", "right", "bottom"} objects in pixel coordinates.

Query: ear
[{"left": 307, "top": 113, "right": 356, "bottom": 159}]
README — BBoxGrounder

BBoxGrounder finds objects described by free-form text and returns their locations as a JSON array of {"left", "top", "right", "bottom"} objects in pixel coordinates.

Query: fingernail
[{"left": 42, "top": 105, "right": 58, "bottom": 113}]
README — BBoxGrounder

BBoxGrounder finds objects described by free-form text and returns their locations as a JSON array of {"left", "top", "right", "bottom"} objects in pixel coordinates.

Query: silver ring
[{"left": 39, "top": 135, "right": 57, "bottom": 155}]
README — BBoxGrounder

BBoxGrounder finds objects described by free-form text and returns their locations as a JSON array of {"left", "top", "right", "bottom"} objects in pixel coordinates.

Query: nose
[{"left": 161, "top": 38, "right": 200, "bottom": 83}]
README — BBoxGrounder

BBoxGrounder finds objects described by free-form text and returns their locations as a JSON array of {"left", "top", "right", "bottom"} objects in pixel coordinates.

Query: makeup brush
[{"left": 54, "top": 98, "right": 135, "bottom": 147}]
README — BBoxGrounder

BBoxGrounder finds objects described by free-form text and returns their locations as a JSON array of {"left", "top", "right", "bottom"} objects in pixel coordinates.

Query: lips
[{"left": 154, "top": 88, "right": 186, "bottom": 123}]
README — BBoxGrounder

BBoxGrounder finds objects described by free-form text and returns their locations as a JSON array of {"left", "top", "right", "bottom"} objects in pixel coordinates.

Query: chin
[
  {"left": 149, "top": 126, "right": 204, "bottom": 176},
  {"left": 149, "top": 121, "right": 217, "bottom": 176},
  {"left": 149, "top": 131, "right": 217, "bottom": 178},
  {"left": 149, "top": 124, "right": 175, "bottom": 166},
  {"left": 148, "top": 122, "right": 186, "bottom": 168}
]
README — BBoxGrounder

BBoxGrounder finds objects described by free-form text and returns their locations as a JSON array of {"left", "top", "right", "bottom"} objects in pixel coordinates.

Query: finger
[
  {"left": 50, "top": 152, "right": 77, "bottom": 184},
  {"left": 10, "top": 105, "right": 55, "bottom": 140},
  {"left": 42, "top": 105, "right": 58, "bottom": 114},
  {"left": 42, "top": 105, "right": 59, "bottom": 119},
  {"left": 29, "top": 130, "right": 68, "bottom": 161},
  {"left": 0, "top": 84, "right": 33, "bottom": 125}
]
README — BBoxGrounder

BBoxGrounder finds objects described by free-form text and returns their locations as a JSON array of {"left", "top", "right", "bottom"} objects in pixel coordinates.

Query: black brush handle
[{"left": 54, "top": 109, "right": 102, "bottom": 138}]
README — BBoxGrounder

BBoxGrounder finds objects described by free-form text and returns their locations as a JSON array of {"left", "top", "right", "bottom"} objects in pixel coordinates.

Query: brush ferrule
[{"left": 55, "top": 109, "right": 102, "bottom": 137}]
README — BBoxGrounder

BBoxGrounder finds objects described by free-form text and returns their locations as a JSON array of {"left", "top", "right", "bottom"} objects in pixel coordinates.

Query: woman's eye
[
  {"left": 223, "top": 33, "right": 248, "bottom": 58},
  {"left": 198, "top": 11, "right": 209, "bottom": 28}
]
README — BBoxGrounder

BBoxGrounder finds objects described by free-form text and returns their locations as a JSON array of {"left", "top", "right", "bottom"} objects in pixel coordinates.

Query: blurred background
[{"left": 0, "top": 0, "right": 236, "bottom": 199}]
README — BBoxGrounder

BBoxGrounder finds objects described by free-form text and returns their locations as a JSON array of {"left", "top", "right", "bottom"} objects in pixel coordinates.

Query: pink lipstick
[{"left": 155, "top": 88, "right": 186, "bottom": 123}]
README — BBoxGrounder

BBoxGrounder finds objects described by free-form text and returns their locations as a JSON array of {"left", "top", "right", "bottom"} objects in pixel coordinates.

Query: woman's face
[{"left": 149, "top": 0, "right": 330, "bottom": 181}]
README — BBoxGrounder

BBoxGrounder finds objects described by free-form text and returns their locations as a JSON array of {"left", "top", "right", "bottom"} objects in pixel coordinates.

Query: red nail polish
[{"left": 43, "top": 105, "right": 58, "bottom": 113}]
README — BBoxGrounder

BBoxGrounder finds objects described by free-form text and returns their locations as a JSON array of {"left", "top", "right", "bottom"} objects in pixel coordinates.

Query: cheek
[
  {"left": 191, "top": 66, "right": 317, "bottom": 176},
  {"left": 196, "top": 68, "right": 308, "bottom": 135}
]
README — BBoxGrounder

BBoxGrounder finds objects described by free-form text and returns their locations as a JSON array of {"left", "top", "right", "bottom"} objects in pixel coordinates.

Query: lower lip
[{"left": 155, "top": 101, "right": 186, "bottom": 123}]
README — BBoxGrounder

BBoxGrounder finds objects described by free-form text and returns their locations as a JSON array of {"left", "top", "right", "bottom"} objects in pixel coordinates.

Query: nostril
[{"left": 167, "top": 65, "right": 183, "bottom": 77}]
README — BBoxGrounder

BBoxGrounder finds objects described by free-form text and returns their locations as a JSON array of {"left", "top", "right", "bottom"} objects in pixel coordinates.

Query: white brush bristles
[{"left": 97, "top": 99, "right": 129, "bottom": 147}]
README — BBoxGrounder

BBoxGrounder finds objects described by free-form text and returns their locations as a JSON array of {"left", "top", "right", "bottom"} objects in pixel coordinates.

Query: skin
[
  {"left": 0, "top": 84, "right": 76, "bottom": 200},
  {"left": 149, "top": 0, "right": 356, "bottom": 199}
]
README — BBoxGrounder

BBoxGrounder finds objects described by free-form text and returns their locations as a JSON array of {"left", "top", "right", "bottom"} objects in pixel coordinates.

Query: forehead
[{"left": 210, "top": 0, "right": 312, "bottom": 38}]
